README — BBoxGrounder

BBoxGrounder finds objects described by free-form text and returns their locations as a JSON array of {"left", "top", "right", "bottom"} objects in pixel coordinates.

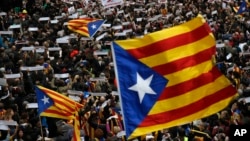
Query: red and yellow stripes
[
  {"left": 73, "top": 111, "right": 81, "bottom": 141},
  {"left": 37, "top": 86, "right": 84, "bottom": 141},
  {"left": 67, "top": 18, "right": 96, "bottom": 37},
  {"left": 115, "top": 15, "right": 237, "bottom": 139},
  {"left": 41, "top": 106, "right": 75, "bottom": 120},
  {"left": 38, "top": 85, "right": 83, "bottom": 112},
  {"left": 233, "top": 6, "right": 240, "bottom": 13}
]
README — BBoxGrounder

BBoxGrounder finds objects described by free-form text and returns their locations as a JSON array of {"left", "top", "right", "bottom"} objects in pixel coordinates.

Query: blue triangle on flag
[
  {"left": 237, "top": 1, "right": 248, "bottom": 14},
  {"left": 87, "top": 20, "right": 105, "bottom": 37},
  {"left": 35, "top": 86, "right": 54, "bottom": 114},
  {"left": 112, "top": 42, "right": 168, "bottom": 137}
]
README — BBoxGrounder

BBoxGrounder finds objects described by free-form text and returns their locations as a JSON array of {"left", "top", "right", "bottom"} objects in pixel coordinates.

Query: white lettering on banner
[{"left": 101, "top": 0, "right": 124, "bottom": 9}]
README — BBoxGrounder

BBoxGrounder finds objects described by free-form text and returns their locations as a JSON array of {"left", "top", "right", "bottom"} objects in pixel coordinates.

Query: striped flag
[
  {"left": 73, "top": 109, "right": 81, "bottom": 141},
  {"left": 233, "top": 0, "right": 250, "bottom": 14},
  {"left": 35, "top": 86, "right": 84, "bottom": 141},
  {"left": 67, "top": 18, "right": 105, "bottom": 37},
  {"left": 112, "top": 15, "right": 238, "bottom": 139},
  {"left": 233, "top": 6, "right": 240, "bottom": 13},
  {"left": 237, "top": 0, "right": 248, "bottom": 14}
]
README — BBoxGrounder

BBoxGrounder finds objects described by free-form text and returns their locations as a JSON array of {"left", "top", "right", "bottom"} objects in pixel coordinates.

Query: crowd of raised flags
[{"left": 0, "top": 0, "right": 250, "bottom": 141}]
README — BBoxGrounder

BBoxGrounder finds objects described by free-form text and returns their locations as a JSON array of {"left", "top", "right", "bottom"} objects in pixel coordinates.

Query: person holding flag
[{"left": 34, "top": 85, "right": 84, "bottom": 141}]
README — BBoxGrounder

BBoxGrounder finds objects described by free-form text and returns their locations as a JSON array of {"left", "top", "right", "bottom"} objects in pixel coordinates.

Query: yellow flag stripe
[
  {"left": 149, "top": 75, "right": 231, "bottom": 115},
  {"left": 164, "top": 60, "right": 213, "bottom": 87},
  {"left": 116, "top": 15, "right": 206, "bottom": 49},
  {"left": 130, "top": 96, "right": 236, "bottom": 139},
  {"left": 139, "top": 34, "right": 215, "bottom": 67}
]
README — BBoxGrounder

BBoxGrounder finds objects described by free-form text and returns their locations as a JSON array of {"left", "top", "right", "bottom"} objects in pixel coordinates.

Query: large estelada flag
[
  {"left": 112, "top": 15, "right": 238, "bottom": 139},
  {"left": 67, "top": 18, "right": 105, "bottom": 37}
]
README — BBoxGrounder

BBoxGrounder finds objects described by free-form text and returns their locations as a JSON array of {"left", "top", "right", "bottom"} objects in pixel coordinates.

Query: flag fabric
[
  {"left": 73, "top": 107, "right": 81, "bottom": 141},
  {"left": 237, "top": 0, "right": 248, "bottom": 14},
  {"left": 35, "top": 85, "right": 84, "bottom": 141},
  {"left": 232, "top": 6, "right": 244, "bottom": 18},
  {"left": 111, "top": 15, "right": 238, "bottom": 139},
  {"left": 67, "top": 18, "right": 105, "bottom": 37},
  {"left": 35, "top": 85, "right": 83, "bottom": 118},
  {"left": 233, "top": 6, "right": 240, "bottom": 13}
]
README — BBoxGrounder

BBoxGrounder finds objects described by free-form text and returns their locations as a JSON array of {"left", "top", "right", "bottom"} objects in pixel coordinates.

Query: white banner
[
  {"left": 158, "top": 0, "right": 167, "bottom": 3},
  {"left": 101, "top": 0, "right": 124, "bottom": 9}
]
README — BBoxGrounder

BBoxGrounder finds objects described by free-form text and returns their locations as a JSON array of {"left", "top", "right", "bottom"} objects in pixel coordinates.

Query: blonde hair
[{"left": 4, "top": 108, "right": 14, "bottom": 120}]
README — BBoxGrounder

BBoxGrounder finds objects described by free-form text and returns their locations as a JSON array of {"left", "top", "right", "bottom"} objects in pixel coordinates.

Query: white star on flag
[
  {"left": 129, "top": 72, "right": 156, "bottom": 103},
  {"left": 91, "top": 24, "right": 96, "bottom": 29},
  {"left": 41, "top": 96, "right": 50, "bottom": 105}
]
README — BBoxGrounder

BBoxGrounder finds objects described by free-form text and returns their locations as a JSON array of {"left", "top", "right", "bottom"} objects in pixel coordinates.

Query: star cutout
[
  {"left": 41, "top": 96, "right": 50, "bottom": 105},
  {"left": 129, "top": 73, "right": 156, "bottom": 103},
  {"left": 91, "top": 24, "right": 96, "bottom": 29}
]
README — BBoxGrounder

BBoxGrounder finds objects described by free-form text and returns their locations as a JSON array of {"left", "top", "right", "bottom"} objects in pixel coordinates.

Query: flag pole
[
  {"left": 39, "top": 116, "right": 45, "bottom": 141},
  {"left": 110, "top": 42, "right": 128, "bottom": 140}
]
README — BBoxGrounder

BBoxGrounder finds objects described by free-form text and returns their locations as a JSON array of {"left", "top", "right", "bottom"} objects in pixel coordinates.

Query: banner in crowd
[
  {"left": 158, "top": 0, "right": 167, "bottom": 4},
  {"left": 62, "top": 0, "right": 78, "bottom": 4},
  {"left": 112, "top": 15, "right": 238, "bottom": 139},
  {"left": 101, "top": 0, "right": 124, "bottom": 9}
]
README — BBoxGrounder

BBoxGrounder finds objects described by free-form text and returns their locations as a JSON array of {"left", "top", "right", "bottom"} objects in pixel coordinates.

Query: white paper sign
[
  {"left": 20, "top": 66, "right": 44, "bottom": 71},
  {"left": 55, "top": 16, "right": 63, "bottom": 19},
  {"left": 27, "top": 103, "right": 38, "bottom": 109},
  {"left": 0, "top": 120, "right": 18, "bottom": 126},
  {"left": 38, "top": 17, "right": 50, "bottom": 21},
  {"left": 28, "top": 27, "right": 39, "bottom": 31},
  {"left": 50, "top": 20, "right": 59, "bottom": 24},
  {"left": 101, "top": 0, "right": 124, "bottom": 8},
  {"left": 21, "top": 47, "right": 35, "bottom": 51},
  {"left": 54, "top": 73, "right": 69, "bottom": 78},
  {"left": 117, "top": 131, "right": 126, "bottom": 137},
  {"left": 96, "top": 32, "right": 107, "bottom": 41},
  {"left": 226, "top": 53, "right": 232, "bottom": 60},
  {"left": 90, "top": 77, "right": 106, "bottom": 82},
  {"left": 112, "top": 25, "right": 123, "bottom": 30},
  {"left": 216, "top": 43, "right": 225, "bottom": 48},
  {"left": 91, "top": 92, "right": 107, "bottom": 96},
  {"left": 0, "top": 78, "right": 7, "bottom": 86},
  {"left": 114, "top": 32, "right": 126, "bottom": 36},
  {"left": 67, "top": 90, "right": 83, "bottom": 96},
  {"left": 0, "top": 12, "right": 7, "bottom": 16},
  {"left": 102, "top": 24, "right": 111, "bottom": 27},
  {"left": 68, "top": 95, "right": 81, "bottom": 102},
  {"left": 0, "top": 31, "right": 13, "bottom": 35},
  {"left": 9, "top": 24, "right": 21, "bottom": 29},
  {"left": 4, "top": 73, "right": 21, "bottom": 79},
  {"left": 93, "top": 51, "right": 109, "bottom": 56},
  {"left": 158, "top": 0, "right": 167, "bottom": 3}
]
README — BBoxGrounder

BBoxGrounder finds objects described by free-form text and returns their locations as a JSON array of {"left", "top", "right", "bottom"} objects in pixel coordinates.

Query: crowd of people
[{"left": 0, "top": 0, "right": 250, "bottom": 141}]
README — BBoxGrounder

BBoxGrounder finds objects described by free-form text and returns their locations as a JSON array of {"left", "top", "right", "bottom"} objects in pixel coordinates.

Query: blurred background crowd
[{"left": 0, "top": 0, "right": 250, "bottom": 141}]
